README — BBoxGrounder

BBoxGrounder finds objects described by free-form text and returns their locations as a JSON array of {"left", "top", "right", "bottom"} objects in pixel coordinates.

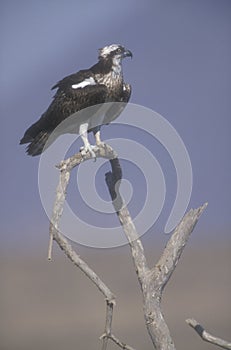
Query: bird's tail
[{"left": 23, "top": 131, "right": 51, "bottom": 156}]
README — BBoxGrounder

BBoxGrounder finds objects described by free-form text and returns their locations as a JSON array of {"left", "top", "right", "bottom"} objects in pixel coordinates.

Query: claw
[
  {"left": 80, "top": 144, "right": 97, "bottom": 160},
  {"left": 96, "top": 141, "right": 106, "bottom": 148}
]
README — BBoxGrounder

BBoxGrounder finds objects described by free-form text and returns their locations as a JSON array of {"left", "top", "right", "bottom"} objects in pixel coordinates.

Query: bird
[{"left": 20, "top": 44, "right": 132, "bottom": 157}]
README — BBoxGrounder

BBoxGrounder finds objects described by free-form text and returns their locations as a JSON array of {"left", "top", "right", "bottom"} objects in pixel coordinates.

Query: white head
[{"left": 98, "top": 44, "right": 132, "bottom": 60}]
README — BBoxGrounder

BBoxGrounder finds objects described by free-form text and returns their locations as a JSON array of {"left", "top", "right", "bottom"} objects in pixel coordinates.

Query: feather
[{"left": 20, "top": 44, "right": 132, "bottom": 156}]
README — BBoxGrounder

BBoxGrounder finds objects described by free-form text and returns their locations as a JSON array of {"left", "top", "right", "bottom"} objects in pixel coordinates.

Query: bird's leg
[
  {"left": 79, "top": 123, "right": 96, "bottom": 159},
  {"left": 93, "top": 126, "right": 105, "bottom": 148}
]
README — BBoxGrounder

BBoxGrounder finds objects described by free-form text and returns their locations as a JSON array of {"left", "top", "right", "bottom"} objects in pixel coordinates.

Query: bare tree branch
[
  {"left": 48, "top": 144, "right": 135, "bottom": 350},
  {"left": 48, "top": 144, "right": 118, "bottom": 260},
  {"left": 150, "top": 203, "right": 208, "bottom": 291},
  {"left": 50, "top": 225, "right": 115, "bottom": 301},
  {"left": 100, "top": 300, "right": 136, "bottom": 350},
  {"left": 48, "top": 143, "right": 210, "bottom": 350},
  {"left": 101, "top": 300, "right": 114, "bottom": 350},
  {"left": 186, "top": 318, "right": 231, "bottom": 350},
  {"left": 105, "top": 333, "right": 137, "bottom": 350},
  {"left": 105, "top": 156, "right": 207, "bottom": 350},
  {"left": 105, "top": 161, "right": 149, "bottom": 284}
]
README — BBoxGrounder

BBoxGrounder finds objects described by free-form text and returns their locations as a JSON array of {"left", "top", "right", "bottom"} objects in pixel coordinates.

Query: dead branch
[
  {"left": 48, "top": 144, "right": 135, "bottom": 350},
  {"left": 48, "top": 144, "right": 117, "bottom": 260},
  {"left": 48, "top": 143, "right": 210, "bottom": 350},
  {"left": 100, "top": 300, "right": 136, "bottom": 350},
  {"left": 105, "top": 156, "right": 207, "bottom": 350},
  {"left": 186, "top": 318, "right": 231, "bottom": 349}
]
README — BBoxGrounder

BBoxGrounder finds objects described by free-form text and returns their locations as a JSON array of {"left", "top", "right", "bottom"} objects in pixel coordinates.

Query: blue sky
[{"left": 1, "top": 0, "right": 231, "bottom": 250}]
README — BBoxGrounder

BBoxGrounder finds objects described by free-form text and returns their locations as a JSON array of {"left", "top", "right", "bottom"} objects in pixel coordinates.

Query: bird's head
[{"left": 98, "top": 44, "right": 133, "bottom": 62}]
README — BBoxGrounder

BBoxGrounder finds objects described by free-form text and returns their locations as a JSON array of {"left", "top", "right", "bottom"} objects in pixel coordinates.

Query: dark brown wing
[
  {"left": 20, "top": 72, "right": 108, "bottom": 144},
  {"left": 51, "top": 69, "right": 92, "bottom": 91},
  {"left": 20, "top": 71, "right": 108, "bottom": 155}
]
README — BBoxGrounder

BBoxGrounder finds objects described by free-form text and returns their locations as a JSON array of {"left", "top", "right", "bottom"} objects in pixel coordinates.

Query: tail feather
[
  {"left": 20, "top": 118, "right": 46, "bottom": 145},
  {"left": 26, "top": 131, "right": 50, "bottom": 156}
]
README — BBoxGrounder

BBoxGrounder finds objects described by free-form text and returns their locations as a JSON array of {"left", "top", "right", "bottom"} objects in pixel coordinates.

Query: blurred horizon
[{"left": 1, "top": 242, "right": 231, "bottom": 350}]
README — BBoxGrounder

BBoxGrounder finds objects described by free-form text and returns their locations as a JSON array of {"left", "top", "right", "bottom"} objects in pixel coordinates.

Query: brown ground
[{"left": 1, "top": 239, "right": 230, "bottom": 350}]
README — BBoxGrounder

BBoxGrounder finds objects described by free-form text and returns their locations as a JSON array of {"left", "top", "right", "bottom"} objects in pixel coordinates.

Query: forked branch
[
  {"left": 49, "top": 143, "right": 209, "bottom": 350},
  {"left": 105, "top": 155, "right": 207, "bottom": 350},
  {"left": 48, "top": 144, "right": 135, "bottom": 350}
]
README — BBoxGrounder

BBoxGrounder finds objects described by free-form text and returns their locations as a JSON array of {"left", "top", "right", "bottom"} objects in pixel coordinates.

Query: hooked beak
[{"left": 123, "top": 49, "right": 133, "bottom": 59}]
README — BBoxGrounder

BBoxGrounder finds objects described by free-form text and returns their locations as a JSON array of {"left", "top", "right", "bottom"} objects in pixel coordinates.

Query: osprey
[{"left": 20, "top": 44, "right": 132, "bottom": 157}]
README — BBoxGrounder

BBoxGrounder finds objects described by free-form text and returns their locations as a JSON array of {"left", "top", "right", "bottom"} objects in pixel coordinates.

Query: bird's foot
[
  {"left": 96, "top": 141, "right": 106, "bottom": 149},
  {"left": 80, "top": 144, "right": 98, "bottom": 161}
]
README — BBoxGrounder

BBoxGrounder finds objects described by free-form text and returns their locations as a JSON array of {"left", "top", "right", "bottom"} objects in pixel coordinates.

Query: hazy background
[{"left": 1, "top": 0, "right": 231, "bottom": 349}]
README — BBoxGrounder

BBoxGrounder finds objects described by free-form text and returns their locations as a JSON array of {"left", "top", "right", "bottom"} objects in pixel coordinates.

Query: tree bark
[
  {"left": 48, "top": 144, "right": 210, "bottom": 349},
  {"left": 105, "top": 155, "right": 207, "bottom": 350}
]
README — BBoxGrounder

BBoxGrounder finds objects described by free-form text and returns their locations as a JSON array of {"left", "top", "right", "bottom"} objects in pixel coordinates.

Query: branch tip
[{"left": 186, "top": 318, "right": 231, "bottom": 349}]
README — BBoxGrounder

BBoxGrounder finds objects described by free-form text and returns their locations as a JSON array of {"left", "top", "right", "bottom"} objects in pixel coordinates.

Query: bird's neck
[
  {"left": 91, "top": 57, "right": 123, "bottom": 78},
  {"left": 111, "top": 56, "right": 122, "bottom": 77},
  {"left": 91, "top": 58, "right": 124, "bottom": 97}
]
